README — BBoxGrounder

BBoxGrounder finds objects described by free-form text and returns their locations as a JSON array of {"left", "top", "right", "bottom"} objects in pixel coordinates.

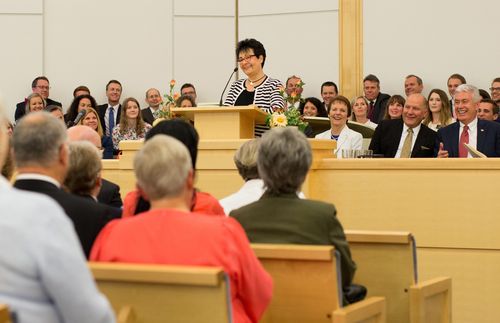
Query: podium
[{"left": 171, "top": 106, "right": 268, "bottom": 139}]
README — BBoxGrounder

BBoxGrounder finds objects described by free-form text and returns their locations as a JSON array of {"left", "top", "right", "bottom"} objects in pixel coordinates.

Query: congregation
[{"left": 0, "top": 37, "right": 498, "bottom": 323}]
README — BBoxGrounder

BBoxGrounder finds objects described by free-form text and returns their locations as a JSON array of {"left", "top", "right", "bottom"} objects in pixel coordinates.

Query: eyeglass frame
[{"left": 237, "top": 54, "right": 257, "bottom": 63}]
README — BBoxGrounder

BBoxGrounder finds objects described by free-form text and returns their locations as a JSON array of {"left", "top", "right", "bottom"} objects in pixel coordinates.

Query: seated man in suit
[
  {"left": 320, "top": 81, "right": 338, "bottom": 111},
  {"left": 230, "top": 127, "right": 356, "bottom": 290},
  {"left": 477, "top": 99, "right": 499, "bottom": 122},
  {"left": 12, "top": 112, "right": 121, "bottom": 258},
  {"left": 141, "top": 88, "right": 162, "bottom": 125},
  {"left": 437, "top": 84, "right": 500, "bottom": 158},
  {"left": 369, "top": 93, "right": 436, "bottom": 158},
  {"left": 67, "top": 125, "right": 123, "bottom": 208},
  {"left": 363, "top": 74, "right": 390, "bottom": 123},
  {"left": 447, "top": 73, "right": 466, "bottom": 118},
  {"left": 14, "top": 76, "right": 61, "bottom": 121},
  {"left": 97, "top": 80, "right": 122, "bottom": 137}
]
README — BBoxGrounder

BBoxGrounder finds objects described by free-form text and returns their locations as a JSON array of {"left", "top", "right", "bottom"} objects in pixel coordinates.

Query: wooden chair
[
  {"left": 345, "top": 230, "right": 451, "bottom": 323},
  {"left": 251, "top": 244, "right": 386, "bottom": 323},
  {"left": 89, "top": 262, "right": 232, "bottom": 323},
  {"left": 0, "top": 304, "right": 12, "bottom": 323}
]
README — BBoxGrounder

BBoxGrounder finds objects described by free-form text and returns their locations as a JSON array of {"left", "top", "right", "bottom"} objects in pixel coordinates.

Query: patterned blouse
[
  {"left": 223, "top": 76, "right": 285, "bottom": 113},
  {"left": 111, "top": 123, "right": 152, "bottom": 150}
]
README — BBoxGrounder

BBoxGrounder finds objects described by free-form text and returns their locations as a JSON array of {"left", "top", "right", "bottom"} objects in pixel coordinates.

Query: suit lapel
[
  {"left": 388, "top": 120, "right": 403, "bottom": 157},
  {"left": 476, "top": 120, "right": 487, "bottom": 153},
  {"left": 450, "top": 123, "right": 460, "bottom": 157}
]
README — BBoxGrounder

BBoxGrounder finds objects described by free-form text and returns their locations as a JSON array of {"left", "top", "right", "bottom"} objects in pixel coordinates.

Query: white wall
[
  {"left": 1, "top": 0, "right": 338, "bottom": 120},
  {"left": 364, "top": 0, "right": 500, "bottom": 99},
  {"left": 239, "top": 0, "right": 339, "bottom": 99}
]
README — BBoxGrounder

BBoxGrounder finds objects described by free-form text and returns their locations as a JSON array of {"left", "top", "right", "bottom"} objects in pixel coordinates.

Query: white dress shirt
[
  {"left": 395, "top": 123, "right": 421, "bottom": 158},
  {"left": 0, "top": 177, "right": 115, "bottom": 323}
]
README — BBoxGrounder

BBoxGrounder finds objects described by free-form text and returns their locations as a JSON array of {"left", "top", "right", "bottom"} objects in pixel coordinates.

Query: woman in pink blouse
[{"left": 111, "top": 97, "right": 151, "bottom": 150}]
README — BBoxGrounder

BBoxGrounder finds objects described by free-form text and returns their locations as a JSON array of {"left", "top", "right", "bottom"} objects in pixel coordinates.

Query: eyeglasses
[
  {"left": 36, "top": 85, "right": 50, "bottom": 90},
  {"left": 237, "top": 55, "right": 256, "bottom": 63},
  {"left": 490, "top": 87, "right": 500, "bottom": 92}
]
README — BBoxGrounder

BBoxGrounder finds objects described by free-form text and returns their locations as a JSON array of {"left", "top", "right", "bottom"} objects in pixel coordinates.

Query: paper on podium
[{"left": 464, "top": 143, "right": 487, "bottom": 158}]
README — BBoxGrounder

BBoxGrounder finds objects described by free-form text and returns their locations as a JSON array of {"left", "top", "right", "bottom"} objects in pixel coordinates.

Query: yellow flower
[{"left": 272, "top": 113, "right": 287, "bottom": 127}]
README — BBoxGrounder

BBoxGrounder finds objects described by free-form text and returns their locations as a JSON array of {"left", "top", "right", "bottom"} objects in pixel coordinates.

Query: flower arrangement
[
  {"left": 152, "top": 79, "right": 180, "bottom": 126},
  {"left": 265, "top": 107, "right": 308, "bottom": 132}
]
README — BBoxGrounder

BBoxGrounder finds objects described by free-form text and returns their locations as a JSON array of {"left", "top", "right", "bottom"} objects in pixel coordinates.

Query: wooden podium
[{"left": 171, "top": 105, "right": 268, "bottom": 139}]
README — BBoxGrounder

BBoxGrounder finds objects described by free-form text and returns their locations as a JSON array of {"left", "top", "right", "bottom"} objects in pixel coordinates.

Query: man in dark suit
[
  {"left": 230, "top": 127, "right": 356, "bottom": 289},
  {"left": 320, "top": 81, "right": 338, "bottom": 111},
  {"left": 437, "top": 84, "right": 500, "bottom": 158},
  {"left": 96, "top": 80, "right": 122, "bottom": 137},
  {"left": 14, "top": 76, "right": 61, "bottom": 121},
  {"left": 363, "top": 74, "right": 390, "bottom": 123},
  {"left": 12, "top": 112, "right": 121, "bottom": 258},
  {"left": 370, "top": 93, "right": 436, "bottom": 158},
  {"left": 141, "top": 88, "right": 162, "bottom": 125}
]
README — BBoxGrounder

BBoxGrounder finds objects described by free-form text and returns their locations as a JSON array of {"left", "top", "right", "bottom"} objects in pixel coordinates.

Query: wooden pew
[
  {"left": 89, "top": 262, "right": 232, "bottom": 323},
  {"left": 345, "top": 230, "right": 451, "bottom": 323},
  {"left": 251, "top": 244, "right": 386, "bottom": 323},
  {"left": 0, "top": 305, "right": 12, "bottom": 323}
]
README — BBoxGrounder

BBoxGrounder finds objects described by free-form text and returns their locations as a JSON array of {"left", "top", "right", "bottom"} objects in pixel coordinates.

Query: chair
[
  {"left": 89, "top": 262, "right": 232, "bottom": 323},
  {"left": 251, "top": 244, "right": 386, "bottom": 323},
  {"left": 345, "top": 230, "right": 451, "bottom": 323},
  {"left": 0, "top": 304, "right": 12, "bottom": 323}
]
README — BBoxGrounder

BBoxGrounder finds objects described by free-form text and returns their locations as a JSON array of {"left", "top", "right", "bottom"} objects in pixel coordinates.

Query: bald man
[
  {"left": 370, "top": 93, "right": 436, "bottom": 158},
  {"left": 67, "top": 125, "right": 122, "bottom": 207}
]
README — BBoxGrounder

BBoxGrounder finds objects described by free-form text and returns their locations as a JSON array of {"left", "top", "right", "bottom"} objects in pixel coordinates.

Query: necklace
[{"left": 249, "top": 75, "right": 266, "bottom": 87}]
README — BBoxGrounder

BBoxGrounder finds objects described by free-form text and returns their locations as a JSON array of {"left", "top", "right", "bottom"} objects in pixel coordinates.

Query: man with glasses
[
  {"left": 180, "top": 83, "right": 198, "bottom": 105},
  {"left": 490, "top": 77, "right": 500, "bottom": 105},
  {"left": 14, "top": 76, "right": 61, "bottom": 121}
]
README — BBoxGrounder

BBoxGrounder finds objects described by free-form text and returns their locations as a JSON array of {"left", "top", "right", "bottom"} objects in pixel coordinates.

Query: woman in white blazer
[{"left": 315, "top": 95, "right": 362, "bottom": 158}]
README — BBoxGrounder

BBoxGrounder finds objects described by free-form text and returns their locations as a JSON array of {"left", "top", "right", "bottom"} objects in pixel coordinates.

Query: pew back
[
  {"left": 0, "top": 305, "right": 11, "bottom": 323},
  {"left": 89, "top": 262, "right": 232, "bottom": 323}
]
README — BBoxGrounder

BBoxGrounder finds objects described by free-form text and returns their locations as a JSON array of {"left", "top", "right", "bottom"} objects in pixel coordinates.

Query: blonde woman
[
  {"left": 351, "top": 96, "right": 378, "bottom": 128},
  {"left": 111, "top": 97, "right": 151, "bottom": 151},
  {"left": 25, "top": 93, "right": 45, "bottom": 115},
  {"left": 423, "top": 89, "right": 454, "bottom": 131},
  {"left": 78, "top": 107, "right": 114, "bottom": 159}
]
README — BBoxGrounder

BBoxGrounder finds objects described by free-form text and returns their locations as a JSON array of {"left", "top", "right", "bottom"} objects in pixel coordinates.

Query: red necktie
[
  {"left": 459, "top": 125, "right": 469, "bottom": 158},
  {"left": 367, "top": 101, "right": 374, "bottom": 120}
]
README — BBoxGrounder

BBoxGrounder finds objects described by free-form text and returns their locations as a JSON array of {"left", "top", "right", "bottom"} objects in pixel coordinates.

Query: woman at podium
[{"left": 223, "top": 38, "right": 284, "bottom": 113}]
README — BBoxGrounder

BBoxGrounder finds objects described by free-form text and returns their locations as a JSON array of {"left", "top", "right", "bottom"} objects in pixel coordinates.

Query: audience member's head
[
  {"left": 119, "top": 97, "right": 147, "bottom": 136},
  {"left": 447, "top": 74, "right": 466, "bottom": 98},
  {"left": 145, "top": 88, "right": 162, "bottom": 109},
  {"left": 454, "top": 84, "right": 481, "bottom": 125},
  {"left": 64, "top": 141, "right": 102, "bottom": 197},
  {"left": 299, "top": 97, "right": 327, "bottom": 117},
  {"left": 403, "top": 94, "right": 428, "bottom": 129},
  {"left": 12, "top": 112, "right": 69, "bottom": 182},
  {"left": 78, "top": 107, "right": 103, "bottom": 137},
  {"left": 258, "top": 127, "right": 311, "bottom": 195},
  {"left": 146, "top": 119, "right": 199, "bottom": 169},
  {"left": 73, "top": 85, "right": 91, "bottom": 98},
  {"left": 351, "top": 96, "right": 370, "bottom": 122},
  {"left": 105, "top": 80, "right": 122, "bottom": 105},
  {"left": 0, "top": 101, "right": 10, "bottom": 173},
  {"left": 491, "top": 77, "right": 500, "bottom": 103},
  {"left": 363, "top": 74, "right": 382, "bottom": 101},
  {"left": 236, "top": 38, "right": 267, "bottom": 68},
  {"left": 234, "top": 139, "right": 260, "bottom": 182},
  {"left": 327, "top": 95, "right": 352, "bottom": 117},
  {"left": 384, "top": 95, "right": 406, "bottom": 120},
  {"left": 176, "top": 94, "right": 196, "bottom": 108},
  {"left": 134, "top": 135, "right": 193, "bottom": 203},
  {"left": 31, "top": 76, "right": 51, "bottom": 100},
  {"left": 180, "top": 83, "right": 197, "bottom": 102},
  {"left": 477, "top": 99, "right": 499, "bottom": 121},
  {"left": 45, "top": 105, "right": 64, "bottom": 122},
  {"left": 424, "top": 89, "right": 452, "bottom": 126},
  {"left": 67, "top": 94, "right": 98, "bottom": 123},
  {"left": 404, "top": 75, "right": 424, "bottom": 96},
  {"left": 320, "top": 81, "right": 338, "bottom": 107},
  {"left": 285, "top": 75, "right": 304, "bottom": 96},
  {"left": 479, "top": 89, "right": 491, "bottom": 100},
  {"left": 67, "top": 125, "right": 102, "bottom": 149},
  {"left": 25, "top": 93, "right": 45, "bottom": 114}
]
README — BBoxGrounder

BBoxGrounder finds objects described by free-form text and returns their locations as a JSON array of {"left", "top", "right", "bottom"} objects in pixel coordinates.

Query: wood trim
[
  {"left": 339, "top": 0, "right": 363, "bottom": 99},
  {"left": 345, "top": 230, "right": 412, "bottom": 244},
  {"left": 251, "top": 244, "right": 334, "bottom": 260}
]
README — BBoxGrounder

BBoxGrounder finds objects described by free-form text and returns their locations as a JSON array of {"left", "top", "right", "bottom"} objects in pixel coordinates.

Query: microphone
[
  {"left": 219, "top": 67, "right": 238, "bottom": 106},
  {"left": 67, "top": 109, "right": 87, "bottom": 127}
]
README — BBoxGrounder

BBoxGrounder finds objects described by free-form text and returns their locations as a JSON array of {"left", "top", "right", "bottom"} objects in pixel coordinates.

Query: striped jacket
[{"left": 223, "top": 77, "right": 285, "bottom": 113}]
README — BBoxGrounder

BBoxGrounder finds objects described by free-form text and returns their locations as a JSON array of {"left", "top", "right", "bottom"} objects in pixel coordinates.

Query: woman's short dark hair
[
  {"left": 383, "top": 95, "right": 406, "bottom": 120},
  {"left": 146, "top": 119, "right": 199, "bottom": 169},
  {"left": 66, "top": 94, "right": 98, "bottom": 122},
  {"left": 236, "top": 38, "right": 266, "bottom": 67},
  {"left": 175, "top": 95, "right": 197, "bottom": 107},
  {"left": 327, "top": 95, "right": 352, "bottom": 117},
  {"left": 299, "top": 97, "right": 328, "bottom": 117}
]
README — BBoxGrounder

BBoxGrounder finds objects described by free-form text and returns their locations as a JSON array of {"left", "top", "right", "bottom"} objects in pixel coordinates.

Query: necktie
[
  {"left": 400, "top": 128, "right": 414, "bottom": 158},
  {"left": 108, "top": 106, "right": 115, "bottom": 136},
  {"left": 153, "top": 109, "right": 160, "bottom": 120},
  {"left": 459, "top": 125, "right": 469, "bottom": 158},
  {"left": 367, "top": 101, "right": 375, "bottom": 120}
]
